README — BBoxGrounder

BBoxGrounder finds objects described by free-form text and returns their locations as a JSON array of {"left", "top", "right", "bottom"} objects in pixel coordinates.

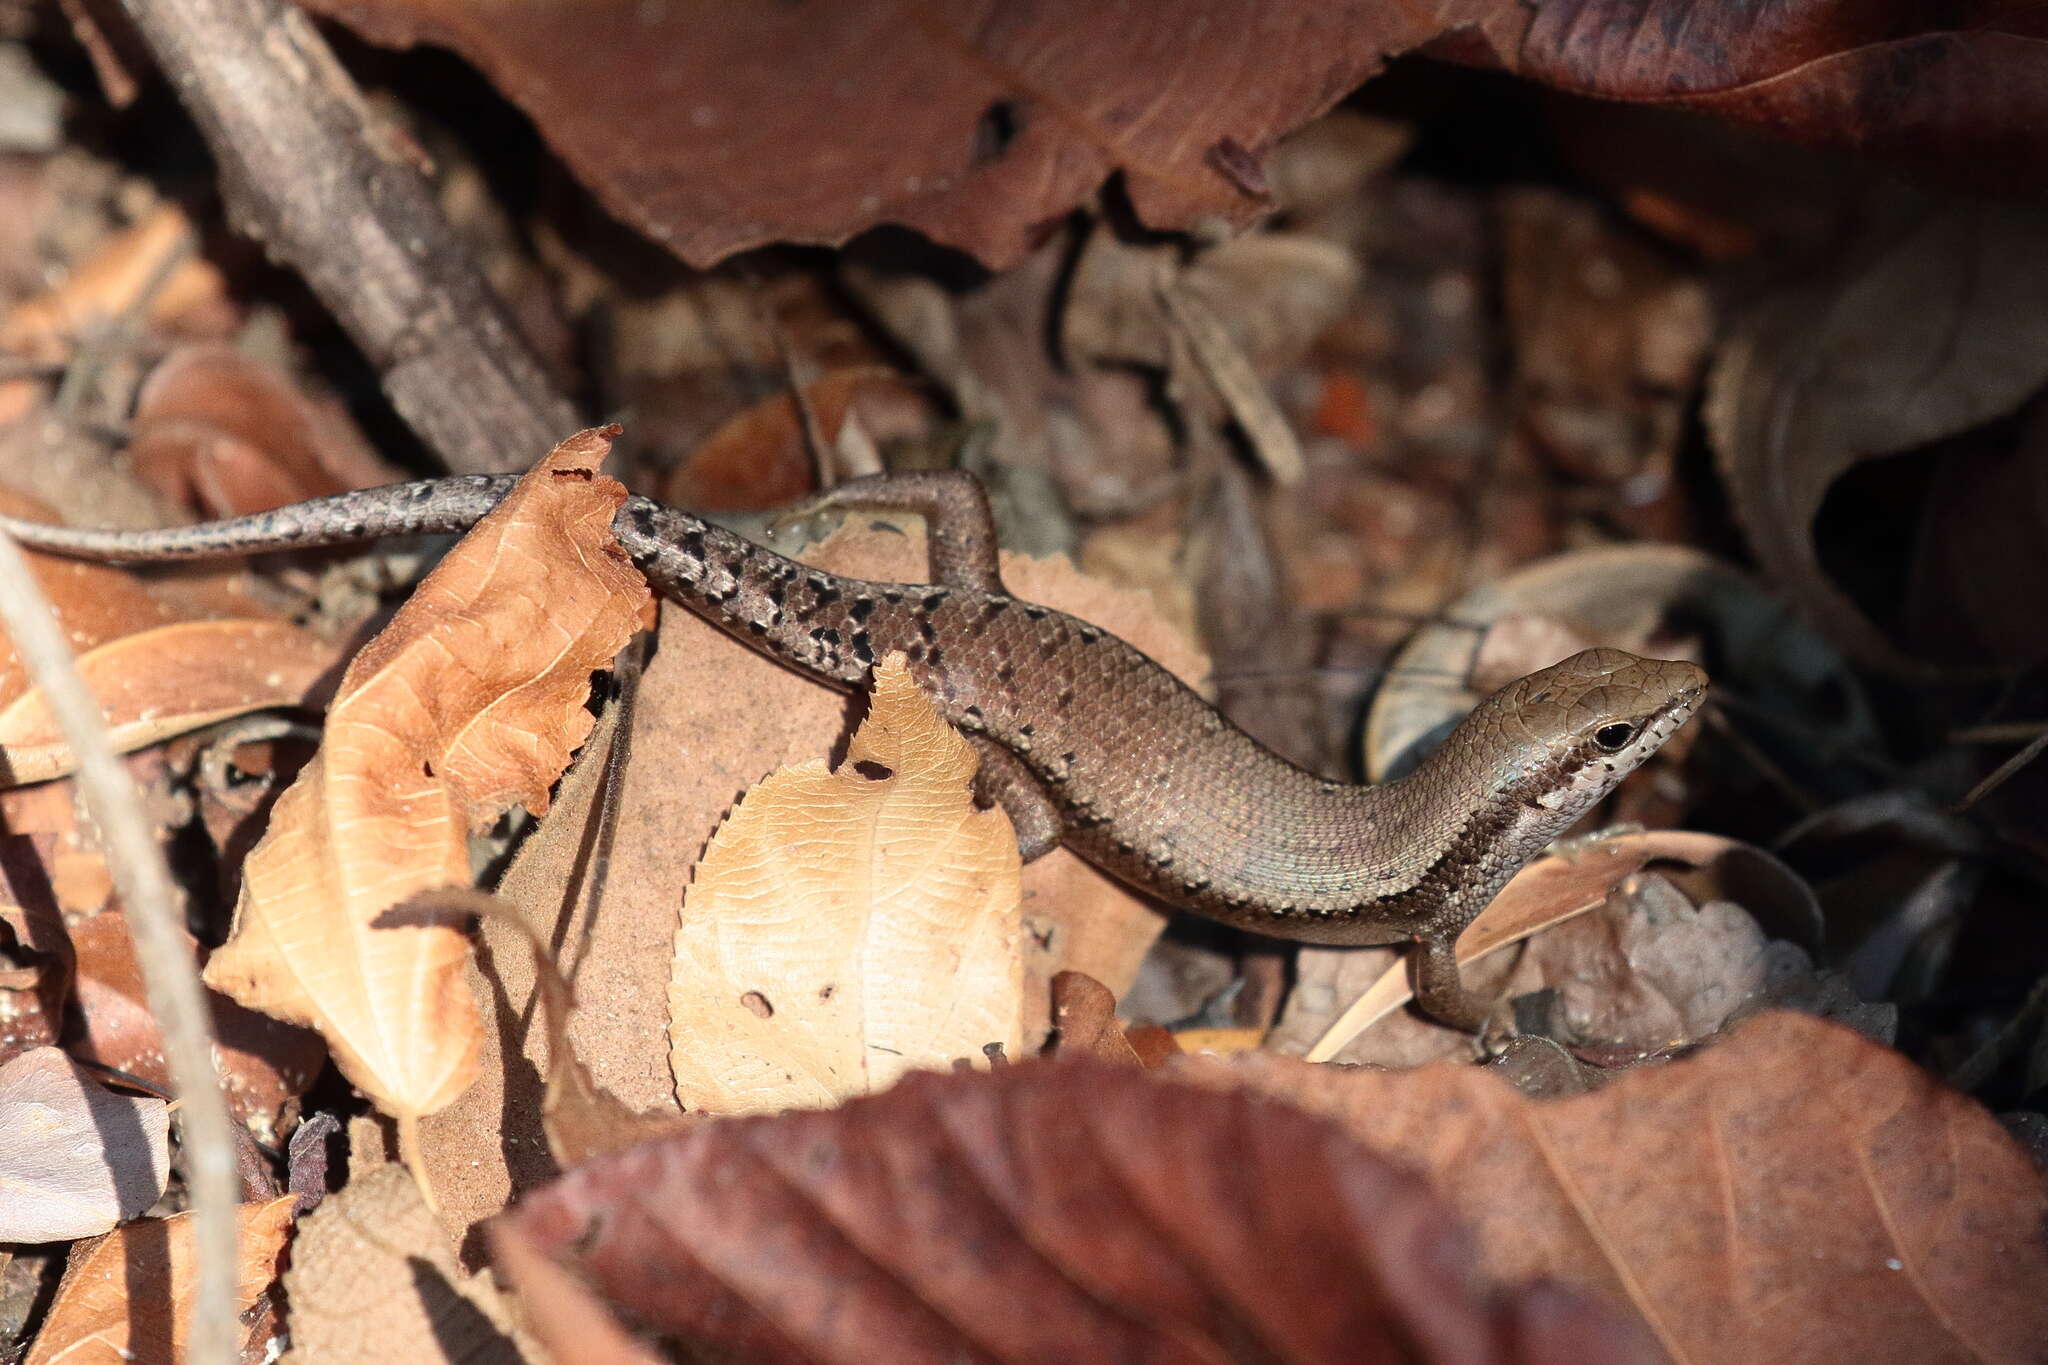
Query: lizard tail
[{"left": 0, "top": 475, "right": 521, "bottom": 561}]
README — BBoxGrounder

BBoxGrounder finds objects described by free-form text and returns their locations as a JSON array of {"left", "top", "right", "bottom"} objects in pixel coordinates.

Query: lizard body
[{"left": 0, "top": 462, "right": 1705, "bottom": 1028}]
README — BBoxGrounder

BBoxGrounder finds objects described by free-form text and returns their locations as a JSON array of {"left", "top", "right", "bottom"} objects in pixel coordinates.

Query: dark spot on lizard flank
[
  {"left": 851, "top": 632, "right": 874, "bottom": 663},
  {"left": 765, "top": 581, "right": 787, "bottom": 607},
  {"left": 810, "top": 627, "right": 841, "bottom": 646},
  {"left": 806, "top": 574, "right": 832, "bottom": 593},
  {"left": 1022, "top": 605, "right": 1048, "bottom": 620},
  {"left": 724, "top": 553, "right": 750, "bottom": 577},
  {"left": 981, "top": 598, "right": 1010, "bottom": 619},
  {"left": 996, "top": 662, "right": 1015, "bottom": 684},
  {"left": 921, "top": 592, "right": 947, "bottom": 612},
  {"left": 1056, "top": 687, "right": 1075, "bottom": 709},
  {"left": 927, "top": 646, "right": 944, "bottom": 668},
  {"left": 884, "top": 590, "right": 905, "bottom": 604},
  {"left": 1078, "top": 626, "right": 1101, "bottom": 644},
  {"left": 1018, "top": 723, "right": 1035, "bottom": 737},
  {"left": 1039, "top": 640, "right": 1059, "bottom": 661},
  {"left": 812, "top": 583, "right": 840, "bottom": 608},
  {"left": 918, "top": 619, "right": 936, "bottom": 642},
  {"left": 964, "top": 704, "right": 983, "bottom": 720},
  {"left": 629, "top": 505, "right": 656, "bottom": 535},
  {"left": 850, "top": 597, "right": 876, "bottom": 623},
  {"left": 1061, "top": 751, "right": 1077, "bottom": 766},
  {"left": 748, "top": 620, "right": 767, "bottom": 635},
  {"left": 681, "top": 529, "right": 706, "bottom": 558},
  {"left": 1114, "top": 840, "right": 1135, "bottom": 856},
  {"left": 905, "top": 641, "right": 926, "bottom": 662}
]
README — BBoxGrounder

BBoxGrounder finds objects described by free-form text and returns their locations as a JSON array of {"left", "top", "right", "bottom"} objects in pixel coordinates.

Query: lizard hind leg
[
  {"left": 772, "top": 471, "right": 1008, "bottom": 595},
  {"left": 967, "top": 735, "right": 1064, "bottom": 862}
]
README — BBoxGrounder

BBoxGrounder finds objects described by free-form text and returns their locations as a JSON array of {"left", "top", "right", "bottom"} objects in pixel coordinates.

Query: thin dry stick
[{"left": 0, "top": 529, "right": 240, "bottom": 1364}]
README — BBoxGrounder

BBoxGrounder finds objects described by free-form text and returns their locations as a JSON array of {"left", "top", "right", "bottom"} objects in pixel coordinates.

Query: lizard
[{"left": 0, "top": 444, "right": 1706, "bottom": 1030}]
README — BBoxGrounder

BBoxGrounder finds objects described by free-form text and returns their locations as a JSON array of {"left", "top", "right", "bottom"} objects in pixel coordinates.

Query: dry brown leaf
[
  {"left": 127, "top": 345, "right": 404, "bottom": 519},
  {"left": 490, "top": 1057, "right": 1661, "bottom": 1365},
  {"left": 294, "top": 4, "right": 1442, "bottom": 269},
  {"left": 659, "top": 367, "right": 935, "bottom": 513},
  {"left": 670, "top": 654, "right": 1023, "bottom": 1114},
  {"left": 0, "top": 1047, "right": 168, "bottom": 1243},
  {"left": 202, "top": 429, "right": 651, "bottom": 1121},
  {"left": 1191, "top": 1011, "right": 2048, "bottom": 1364},
  {"left": 281, "top": 1164, "right": 533, "bottom": 1365},
  {"left": 1045, "top": 969, "right": 1144, "bottom": 1066},
  {"left": 25, "top": 1197, "right": 294, "bottom": 1365},
  {"left": 64, "top": 911, "right": 325, "bottom": 1143},
  {"left": 1706, "top": 199, "right": 2048, "bottom": 674}
]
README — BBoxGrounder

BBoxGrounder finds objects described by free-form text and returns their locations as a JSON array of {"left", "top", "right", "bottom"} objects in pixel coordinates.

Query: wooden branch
[{"left": 116, "top": 0, "right": 581, "bottom": 472}]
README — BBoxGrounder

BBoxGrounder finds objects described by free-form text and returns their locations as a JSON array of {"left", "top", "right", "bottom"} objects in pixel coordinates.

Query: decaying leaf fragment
[
  {"left": 203, "top": 429, "right": 651, "bottom": 1121},
  {"left": 0, "top": 1046, "right": 169, "bottom": 1243},
  {"left": 25, "top": 1196, "right": 295, "bottom": 1365},
  {"left": 670, "top": 653, "right": 1023, "bottom": 1115}
]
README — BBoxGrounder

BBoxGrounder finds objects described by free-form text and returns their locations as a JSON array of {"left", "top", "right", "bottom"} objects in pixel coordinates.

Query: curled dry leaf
[
  {"left": 492, "top": 1059, "right": 1659, "bottom": 1365},
  {"left": 202, "top": 430, "right": 651, "bottom": 1121},
  {"left": 282, "top": 1164, "right": 535, "bottom": 1365},
  {"left": 1706, "top": 199, "right": 2048, "bottom": 674},
  {"left": 127, "top": 345, "right": 404, "bottom": 519},
  {"left": 670, "top": 653, "right": 1023, "bottom": 1115},
  {"left": 0, "top": 1046, "right": 168, "bottom": 1243},
  {"left": 0, "top": 490, "right": 345, "bottom": 787},
  {"left": 24, "top": 1196, "right": 294, "bottom": 1365},
  {"left": 1194, "top": 1010, "right": 2048, "bottom": 1364}
]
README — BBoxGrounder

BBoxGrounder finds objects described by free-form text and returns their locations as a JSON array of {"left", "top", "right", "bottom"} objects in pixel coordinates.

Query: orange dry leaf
[
  {"left": 25, "top": 1197, "right": 295, "bottom": 1365},
  {"left": 203, "top": 429, "right": 651, "bottom": 1121},
  {"left": 670, "top": 654, "right": 1023, "bottom": 1115}
]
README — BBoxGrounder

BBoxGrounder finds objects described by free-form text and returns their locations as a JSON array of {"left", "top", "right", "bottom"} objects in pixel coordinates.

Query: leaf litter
[{"left": 2, "top": 13, "right": 2046, "bottom": 1363}]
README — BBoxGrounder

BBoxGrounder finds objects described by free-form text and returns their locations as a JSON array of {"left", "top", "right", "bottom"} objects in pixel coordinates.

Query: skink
[{"left": 0, "top": 447, "right": 1706, "bottom": 1029}]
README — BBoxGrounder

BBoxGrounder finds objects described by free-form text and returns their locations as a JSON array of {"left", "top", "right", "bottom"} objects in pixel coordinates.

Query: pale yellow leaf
[
  {"left": 670, "top": 653, "right": 1023, "bottom": 1114},
  {"left": 203, "top": 429, "right": 651, "bottom": 1119}
]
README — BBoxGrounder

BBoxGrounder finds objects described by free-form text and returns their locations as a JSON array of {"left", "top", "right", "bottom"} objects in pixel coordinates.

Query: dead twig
[
  {"left": 0, "top": 526, "right": 241, "bottom": 1365},
  {"left": 115, "top": 0, "right": 580, "bottom": 471}
]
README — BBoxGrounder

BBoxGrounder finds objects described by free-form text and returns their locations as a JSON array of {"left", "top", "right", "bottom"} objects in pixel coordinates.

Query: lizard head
[{"left": 1467, "top": 647, "right": 1707, "bottom": 830}]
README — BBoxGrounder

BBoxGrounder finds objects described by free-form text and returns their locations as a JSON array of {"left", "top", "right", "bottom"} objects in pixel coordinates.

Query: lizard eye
[{"left": 1593, "top": 722, "right": 1638, "bottom": 752}]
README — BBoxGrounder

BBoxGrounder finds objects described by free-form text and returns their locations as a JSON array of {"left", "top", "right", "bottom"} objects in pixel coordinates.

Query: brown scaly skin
[{"left": 0, "top": 465, "right": 1706, "bottom": 1030}]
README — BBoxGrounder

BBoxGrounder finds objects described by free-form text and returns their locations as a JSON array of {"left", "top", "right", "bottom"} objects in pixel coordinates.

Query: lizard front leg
[{"left": 775, "top": 471, "right": 1008, "bottom": 595}]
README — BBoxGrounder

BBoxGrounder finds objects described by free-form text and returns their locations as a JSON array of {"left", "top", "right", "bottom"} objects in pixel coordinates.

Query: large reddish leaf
[
  {"left": 493, "top": 1013, "right": 2046, "bottom": 1363},
  {"left": 492, "top": 1058, "right": 1657, "bottom": 1364},
  {"left": 1505, "top": 2, "right": 2048, "bottom": 196},
  {"left": 294, "top": 0, "right": 1447, "bottom": 268},
  {"left": 294, "top": 1, "right": 2046, "bottom": 271}
]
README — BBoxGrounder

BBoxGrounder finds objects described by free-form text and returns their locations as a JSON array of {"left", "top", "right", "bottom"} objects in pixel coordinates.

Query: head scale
[{"left": 1468, "top": 647, "right": 1706, "bottom": 830}]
